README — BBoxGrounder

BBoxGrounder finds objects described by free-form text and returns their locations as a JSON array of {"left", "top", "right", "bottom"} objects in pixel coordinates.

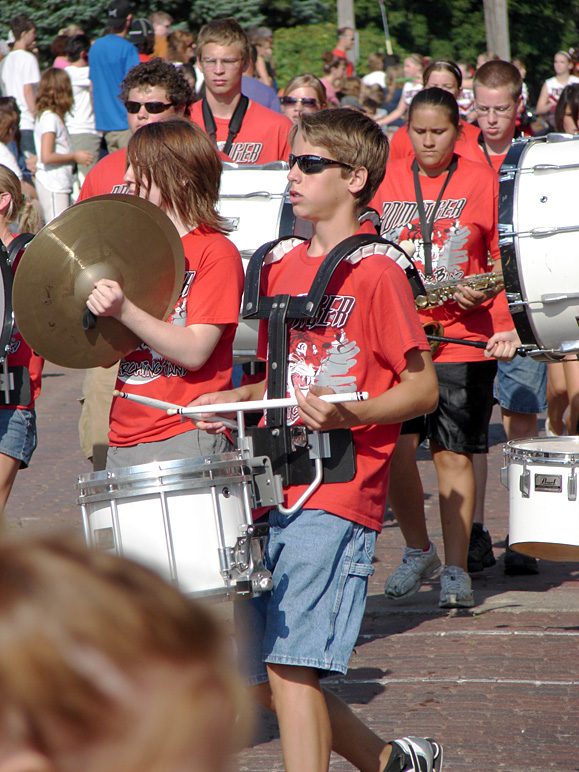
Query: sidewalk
[{"left": 8, "top": 364, "right": 579, "bottom": 772}]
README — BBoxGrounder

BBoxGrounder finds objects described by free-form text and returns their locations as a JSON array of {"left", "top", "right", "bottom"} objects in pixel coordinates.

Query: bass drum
[
  {"left": 498, "top": 134, "right": 579, "bottom": 361},
  {"left": 218, "top": 163, "right": 312, "bottom": 363}
]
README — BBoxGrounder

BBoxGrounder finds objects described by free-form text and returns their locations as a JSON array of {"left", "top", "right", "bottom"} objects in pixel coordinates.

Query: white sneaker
[
  {"left": 439, "top": 566, "right": 474, "bottom": 608},
  {"left": 384, "top": 543, "right": 441, "bottom": 600},
  {"left": 386, "top": 736, "right": 444, "bottom": 771}
]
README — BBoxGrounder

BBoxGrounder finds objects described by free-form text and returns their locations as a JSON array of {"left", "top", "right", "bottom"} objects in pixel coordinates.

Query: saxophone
[{"left": 415, "top": 272, "right": 504, "bottom": 310}]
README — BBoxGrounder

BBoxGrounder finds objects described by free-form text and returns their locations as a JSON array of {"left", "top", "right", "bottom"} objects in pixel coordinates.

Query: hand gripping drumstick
[
  {"left": 113, "top": 390, "right": 369, "bottom": 416},
  {"left": 169, "top": 391, "right": 369, "bottom": 417}
]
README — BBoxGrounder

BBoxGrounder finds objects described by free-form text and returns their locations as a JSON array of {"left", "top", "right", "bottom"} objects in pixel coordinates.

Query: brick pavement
[{"left": 7, "top": 363, "right": 579, "bottom": 772}]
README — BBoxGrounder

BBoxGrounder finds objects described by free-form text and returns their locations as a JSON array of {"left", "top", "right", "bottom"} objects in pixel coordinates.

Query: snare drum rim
[
  {"left": 76, "top": 452, "right": 250, "bottom": 497},
  {"left": 504, "top": 436, "right": 579, "bottom": 464}
]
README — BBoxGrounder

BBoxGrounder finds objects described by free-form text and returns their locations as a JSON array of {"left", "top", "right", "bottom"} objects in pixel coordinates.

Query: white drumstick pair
[{"left": 113, "top": 389, "right": 369, "bottom": 419}]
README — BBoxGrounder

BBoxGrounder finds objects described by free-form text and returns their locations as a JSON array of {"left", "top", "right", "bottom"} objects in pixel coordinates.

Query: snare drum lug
[
  {"left": 568, "top": 471, "right": 577, "bottom": 501},
  {"left": 520, "top": 468, "right": 530, "bottom": 498},
  {"left": 500, "top": 466, "right": 509, "bottom": 488}
]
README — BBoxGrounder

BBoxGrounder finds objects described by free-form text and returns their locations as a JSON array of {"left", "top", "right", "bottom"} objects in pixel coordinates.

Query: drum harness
[
  {"left": 201, "top": 95, "right": 249, "bottom": 158},
  {"left": 0, "top": 234, "right": 34, "bottom": 406},
  {"left": 239, "top": 232, "right": 425, "bottom": 515}
]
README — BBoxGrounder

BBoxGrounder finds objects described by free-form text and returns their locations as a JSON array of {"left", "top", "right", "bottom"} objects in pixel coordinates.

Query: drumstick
[
  {"left": 168, "top": 391, "right": 370, "bottom": 417},
  {"left": 112, "top": 390, "right": 238, "bottom": 428},
  {"left": 113, "top": 390, "right": 181, "bottom": 411},
  {"left": 426, "top": 335, "right": 527, "bottom": 357}
]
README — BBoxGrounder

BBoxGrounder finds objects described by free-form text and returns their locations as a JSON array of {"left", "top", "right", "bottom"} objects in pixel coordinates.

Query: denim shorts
[
  {"left": 494, "top": 357, "right": 547, "bottom": 414},
  {"left": 0, "top": 408, "right": 37, "bottom": 468},
  {"left": 234, "top": 508, "right": 377, "bottom": 685}
]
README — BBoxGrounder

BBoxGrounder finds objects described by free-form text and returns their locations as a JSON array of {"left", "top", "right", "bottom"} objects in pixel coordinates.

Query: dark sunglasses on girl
[
  {"left": 280, "top": 96, "right": 319, "bottom": 108},
  {"left": 125, "top": 101, "right": 173, "bottom": 115},
  {"left": 288, "top": 153, "right": 354, "bottom": 174}
]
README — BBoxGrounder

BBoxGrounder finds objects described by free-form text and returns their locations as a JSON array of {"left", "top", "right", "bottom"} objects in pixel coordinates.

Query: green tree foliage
[
  {"left": 2, "top": 0, "right": 578, "bottom": 101},
  {"left": 189, "top": 0, "right": 265, "bottom": 27}
]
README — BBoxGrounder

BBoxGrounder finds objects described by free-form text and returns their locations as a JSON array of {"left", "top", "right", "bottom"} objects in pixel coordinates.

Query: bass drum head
[{"left": 499, "top": 134, "right": 579, "bottom": 358}]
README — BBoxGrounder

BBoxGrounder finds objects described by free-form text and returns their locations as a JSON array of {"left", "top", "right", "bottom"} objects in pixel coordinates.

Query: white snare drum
[
  {"left": 502, "top": 436, "right": 579, "bottom": 560},
  {"left": 78, "top": 453, "right": 272, "bottom": 600},
  {"left": 218, "top": 163, "right": 312, "bottom": 362},
  {"left": 499, "top": 134, "right": 579, "bottom": 361}
]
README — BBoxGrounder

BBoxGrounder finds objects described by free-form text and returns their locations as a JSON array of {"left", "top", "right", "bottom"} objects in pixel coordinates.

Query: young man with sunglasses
[
  {"left": 78, "top": 58, "right": 193, "bottom": 202},
  {"left": 189, "top": 109, "right": 451, "bottom": 772},
  {"left": 191, "top": 17, "right": 291, "bottom": 164},
  {"left": 77, "top": 58, "right": 194, "bottom": 471}
]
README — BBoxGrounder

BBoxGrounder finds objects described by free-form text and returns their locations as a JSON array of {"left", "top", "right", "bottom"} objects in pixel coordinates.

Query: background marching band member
[
  {"left": 189, "top": 106, "right": 446, "bottom": 772},
  {"left": 372, "top": 87, "right": 519, "bottom": 608},
  {"left": 86, "top": 118, "right": 243, "bottom": 468},
  {"left": 388, "top": 58, "right": 479, "bottom": 161},
  {"left": 0, "top": 166, "right": 42, "bottom": 522}
]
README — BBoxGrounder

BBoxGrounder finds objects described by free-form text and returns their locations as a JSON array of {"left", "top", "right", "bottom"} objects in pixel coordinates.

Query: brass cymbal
[{"left": 13, "top": 195, "right": 185, "bottom": 369}]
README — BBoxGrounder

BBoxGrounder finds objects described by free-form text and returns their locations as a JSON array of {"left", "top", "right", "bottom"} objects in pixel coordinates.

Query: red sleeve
[{"left": 183, "top": 232, "right": 244, "bottom": 326}]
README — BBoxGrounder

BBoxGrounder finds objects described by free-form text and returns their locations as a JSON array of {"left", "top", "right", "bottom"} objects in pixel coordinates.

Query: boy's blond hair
[
  {"left": 196, "top": 17, "right": 250, "bottom": 64},
  {"left": 292, "top": 108, "right": 389, "bottom": 210}
]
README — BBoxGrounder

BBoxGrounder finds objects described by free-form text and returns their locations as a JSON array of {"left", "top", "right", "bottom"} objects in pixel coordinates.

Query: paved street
[{"left": 8, "top": 363, "right": 579, "bottom": 772}]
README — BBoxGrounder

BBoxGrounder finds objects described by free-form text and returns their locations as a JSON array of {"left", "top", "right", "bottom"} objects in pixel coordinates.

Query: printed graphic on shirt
[
  {"left": 219, "top": 141, "right": 263, "bottom": 164},
  {"left": 117, "top": 270, "right": 196, "bottom": 385},
  {"left": 380, "top": 200, "right": 470, "bottom": 283},
  {"left": 111, "top": 183, "right": 131, "bottom": 194},
  {"left": 270, "top": 293, "right": 359, "bottom": 424}
]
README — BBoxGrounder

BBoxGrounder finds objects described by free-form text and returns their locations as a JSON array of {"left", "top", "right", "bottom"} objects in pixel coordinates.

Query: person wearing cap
[
  {"left": 0, "top": 15, "right": 40, "bottom": 157},
  {"left": 128, "top": 18, "right": 155, "bottom": 62},
  {"left": 88, "top": 0, "right": 140, "bottom": 153}
]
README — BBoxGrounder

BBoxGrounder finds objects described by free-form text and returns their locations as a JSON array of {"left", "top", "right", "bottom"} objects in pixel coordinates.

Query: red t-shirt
[
  {"left": 109, "top": 226, "right": 244, "bottom": 446},
  {"left": 191, "top": 99, "right": 291, "bottom": 164},
  {"left": 256, "top": 234, "right": 429, "bottom": 532},
  {"left": 389, "top": 119, "right": 481, "bottom": 162},
  {"left": 371, "top": 154, "right": 513, "bottom": 362},
  {"left": 78, "top": 145, "right": 232, "bottom": 201},
  {"left": 457, "top": 131, "right": 508, "bottom": 173},
  {"left": 4, "top": 248, "right": 44, "bottom": 409},
  {"left": 78, "top": 148, "right": 129, "bottom": 200}
]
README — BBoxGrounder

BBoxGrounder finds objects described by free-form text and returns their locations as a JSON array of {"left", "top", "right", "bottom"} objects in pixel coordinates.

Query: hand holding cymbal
[{"left": 12, "top": 195, "right": 185, "bottom": 369}]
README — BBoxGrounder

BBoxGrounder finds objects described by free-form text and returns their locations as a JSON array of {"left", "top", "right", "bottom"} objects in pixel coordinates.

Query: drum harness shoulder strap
[
  {"left": 412, "top": 154, "right": 458, "bottom": 278},
  {"left": 202, "top": 95, "right": 249, "bottom": 157},
  {"left": 477, "top": 127, "right": 522, "bottom": 170},
  {"left": 242, "top": 233, "right": 423, "bottom": 488}
]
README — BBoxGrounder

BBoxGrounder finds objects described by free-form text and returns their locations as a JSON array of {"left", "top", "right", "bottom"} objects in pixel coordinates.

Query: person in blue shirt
[{"left": 89, "top": 0, "right": 140, "bottom": 153}]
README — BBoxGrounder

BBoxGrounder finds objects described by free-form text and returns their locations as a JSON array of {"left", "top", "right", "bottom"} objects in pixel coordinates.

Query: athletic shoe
[
  {"left": 467, "top": 522, "right": 496, "bottom": 572},
  {"left": 545, "top": 418, "right": 567, "bottom": 437},
  {"left": 384, "top": 736, "right": 444, "bottom": 771},
  {"left": 384, "top": 543, "right": 441, "bottom": 600},
  {"left": 439, "top": 565, "right": 474, "bottom": 608},
  {"left": 504, "top": 536, "right": 539, "bottom": 575}
]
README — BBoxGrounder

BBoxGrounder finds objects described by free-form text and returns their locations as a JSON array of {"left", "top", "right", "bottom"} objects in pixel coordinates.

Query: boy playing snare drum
[{"left": 189, "top": 108, "right": 517, "bottom": 772}]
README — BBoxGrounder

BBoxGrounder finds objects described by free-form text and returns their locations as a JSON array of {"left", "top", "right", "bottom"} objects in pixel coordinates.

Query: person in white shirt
[
  {"left": 33, "top": 68, "right": 94, "bottom": 223},
  {"left": 0, "top": 15, "right": 40, "bottom": 158},
  {"left": 64, "top": 34, "right": 101, "bottom": 189}
]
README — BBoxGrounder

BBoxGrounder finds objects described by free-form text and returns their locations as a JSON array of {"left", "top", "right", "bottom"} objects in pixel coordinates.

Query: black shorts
[{"left": 400, "top": 360, "right": 498, "bottom": 454}]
